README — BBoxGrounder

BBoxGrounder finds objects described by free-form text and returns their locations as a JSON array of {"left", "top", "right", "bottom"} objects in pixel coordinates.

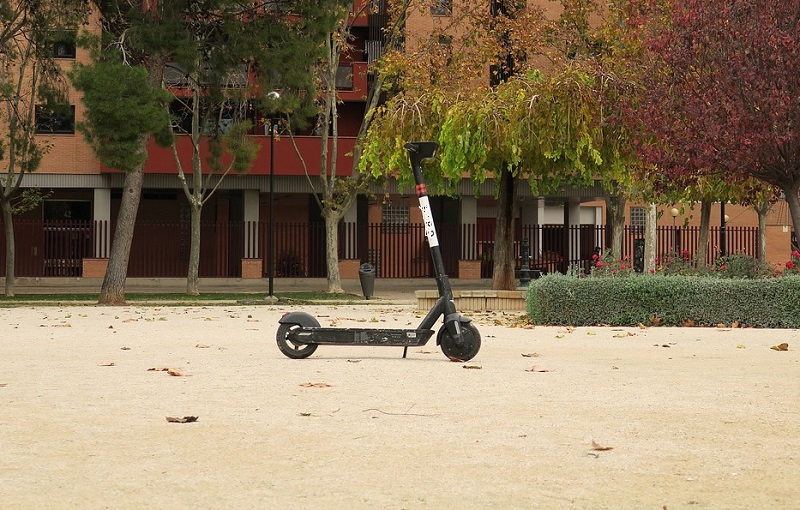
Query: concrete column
[
  {"left": 92, "top": 188, "right": 111, "bottom": 258},
  {"left": 341, "top": 201, "right": 358, "bottom": 259},
  {"left": 243, "top": 189, "right": 260, "bottom": 258},
  {"left": 567, "top": 200, "right": 582, "bottom": 264}
]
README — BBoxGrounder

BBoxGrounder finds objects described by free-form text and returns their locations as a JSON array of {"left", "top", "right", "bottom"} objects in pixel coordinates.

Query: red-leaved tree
[{"left": 626, "top": 0, "right": 800, "bottom": 233}]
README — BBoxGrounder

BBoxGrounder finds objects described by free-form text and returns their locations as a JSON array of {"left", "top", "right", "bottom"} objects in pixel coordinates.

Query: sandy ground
[{"left": 0, "top": 303, "right": 799, "bottom": 510}]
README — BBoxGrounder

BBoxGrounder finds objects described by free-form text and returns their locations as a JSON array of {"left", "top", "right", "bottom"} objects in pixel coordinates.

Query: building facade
[{"left": 1, "top": 1, "right": 790, "bottom": 281}]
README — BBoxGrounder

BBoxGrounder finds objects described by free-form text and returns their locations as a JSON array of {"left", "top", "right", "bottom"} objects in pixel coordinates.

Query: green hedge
[{"left": 526, "top": 274, "right": 800, "bottom": 328}]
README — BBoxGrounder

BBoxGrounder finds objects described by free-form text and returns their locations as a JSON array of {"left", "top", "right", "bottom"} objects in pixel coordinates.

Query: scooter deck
[{"left": 289, "top": 327, "right": 435, "bottom": 347}]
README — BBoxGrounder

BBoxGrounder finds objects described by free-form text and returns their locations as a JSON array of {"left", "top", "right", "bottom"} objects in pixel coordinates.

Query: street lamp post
[
  {"left": 670, "top": 207, "right": 679, "bottom": 255},
  {"left": 720, "top": 203, "right": 727, "bottom": 258},
  {"left": 267, "top": 91, "right": 280, "bottom": 300}
]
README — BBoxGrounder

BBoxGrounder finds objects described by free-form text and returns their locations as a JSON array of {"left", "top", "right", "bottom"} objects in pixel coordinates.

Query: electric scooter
[{"left": 276, "top": 141, "right": 481, "bottom": 361}]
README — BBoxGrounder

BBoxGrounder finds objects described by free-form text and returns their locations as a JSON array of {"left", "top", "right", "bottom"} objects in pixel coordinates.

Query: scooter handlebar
[{"left": 404, "top": 141, "right": 439, "bottom": 171}]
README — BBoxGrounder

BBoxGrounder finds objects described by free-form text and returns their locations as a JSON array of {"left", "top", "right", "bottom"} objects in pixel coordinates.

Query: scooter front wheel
[
  {"left": 438, "top": 322, "right": 481, "bottom": 361},
  {"left": 276, "top": 323, "right": 318, "bottom": 359}
]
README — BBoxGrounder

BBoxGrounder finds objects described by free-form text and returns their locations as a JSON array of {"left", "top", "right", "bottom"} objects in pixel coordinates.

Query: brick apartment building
[{"left": 2, "top": 1, "right": 792, "bottom": 281}]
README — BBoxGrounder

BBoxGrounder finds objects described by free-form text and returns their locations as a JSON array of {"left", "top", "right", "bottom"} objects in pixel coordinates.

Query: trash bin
[{"left": 358, "top": 263, "right": 375, "bottom": 299}]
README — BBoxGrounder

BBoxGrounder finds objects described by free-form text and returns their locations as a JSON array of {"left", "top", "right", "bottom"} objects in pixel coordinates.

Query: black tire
[
  {"left": 438, "top": 322, "right": 481, "bottom": 361},
  {"left": 276, "top": 323, "right": 318, "bottom": 359}
]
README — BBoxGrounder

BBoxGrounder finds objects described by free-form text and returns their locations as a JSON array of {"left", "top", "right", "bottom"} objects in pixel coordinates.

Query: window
[
  {"left": 335, "top": 66, "right": 353, "bottom": 90},
  {"left": 382, "top": 204, "right": 409, "bottom": 233},
  {"left": 48, "top": 32, "right": 77, "bottom": 59},
  {"left": 630, "top": 206, "right": 646, "bottom": 234},
  {"left": 431, "top": 0, "right": 452, "bottom": 16},
  {"left": 35, "top": 105, "right": 75, "bottom": 134}
]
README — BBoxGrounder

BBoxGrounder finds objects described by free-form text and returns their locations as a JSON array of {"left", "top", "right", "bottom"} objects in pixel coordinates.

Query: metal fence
[{"left": 0, "top": 219, "right": 758, "bottom": 279}]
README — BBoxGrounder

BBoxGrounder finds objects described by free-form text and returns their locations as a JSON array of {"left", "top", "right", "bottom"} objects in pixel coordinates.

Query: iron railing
[{"left": 0, "top": 219, "right": 759, "bottom": 279}]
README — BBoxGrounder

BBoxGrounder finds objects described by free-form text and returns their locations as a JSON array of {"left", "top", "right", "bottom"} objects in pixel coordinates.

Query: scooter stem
[{"left": 404, "top": 142, "right": 462, "bottom": 338}]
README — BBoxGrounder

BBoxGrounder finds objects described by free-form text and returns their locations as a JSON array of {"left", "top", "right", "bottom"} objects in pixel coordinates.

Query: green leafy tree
[
  {"left": 75, "top": 0, "right": 343, "bottom": 302},
  {"left": 0, "top": 0, "right": 90, "bottom": 296},
  {"left": 362, "top": 0, "right": 638, "bottom": 289},
  {"left": 282, "top": 0, "right": 412, "bottom": 294}
]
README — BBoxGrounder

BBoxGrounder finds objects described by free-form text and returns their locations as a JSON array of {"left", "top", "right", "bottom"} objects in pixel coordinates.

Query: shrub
[
  {"left": 714, "top": 252, "right": 775, "bottom": 278},
  {"left": 526, "top": 273, "right": 800, "bottom": 328}
]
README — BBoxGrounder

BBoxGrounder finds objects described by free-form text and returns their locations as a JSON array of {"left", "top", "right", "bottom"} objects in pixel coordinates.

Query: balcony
[{"left": 98, "top": 135, "right": 359, "bottom": 177}]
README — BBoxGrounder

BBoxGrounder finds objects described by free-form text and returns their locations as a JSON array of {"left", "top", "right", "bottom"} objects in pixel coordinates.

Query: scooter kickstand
[{"left": 402, "top": 346, "right": 408, "bottom": 358}]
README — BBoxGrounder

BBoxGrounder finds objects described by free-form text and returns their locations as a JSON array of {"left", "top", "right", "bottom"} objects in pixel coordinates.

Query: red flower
[
  {"left": 720, "top": 264, "right": 727, "bottom": 270},
  {"left": 596, "top": 261, "right": 603, "bottom": 268},
  {"left": 793, "top": 250, "right": 800, "bottom": 258},
  {"left": 592, "top": 254, "right": 599, "bottom": 260},
  {"left": 787, "top": 261, "right": 794, "bottom": 269}
]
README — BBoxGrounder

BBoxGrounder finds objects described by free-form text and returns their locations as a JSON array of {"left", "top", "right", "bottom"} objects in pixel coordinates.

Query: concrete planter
[{"left": 416, "top": 289, "right": 526, "bottom": 312}]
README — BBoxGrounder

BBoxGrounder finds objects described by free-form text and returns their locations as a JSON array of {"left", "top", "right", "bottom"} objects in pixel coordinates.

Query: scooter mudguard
[
  {"left": 439, "top": 315, "right": 472, "bottom": 345},
  {"left": 279, "top": 311, "right": 320, "bottom": 328}
]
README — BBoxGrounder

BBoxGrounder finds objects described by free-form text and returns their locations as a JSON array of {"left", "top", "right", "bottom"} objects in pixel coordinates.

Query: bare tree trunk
[
  {"left": 644, "top": 203, "right": 657, "bottom": 273},
  {"left": 695, "top": 200, "right": 712, "bottom": 267},
  {"left": 756, "top": 200, "right": 768, "bottom": 262},
  {"left": 187, "top": 203, "right": 201, "bottom": 295},
  {"left": 324, "top": 211, "right": 344, "bottom": 293},
  {"left": 2, "top": 201, "right": 15, "bottom": 297},
  {"left": 99, "top": 166, "right": 144, "bottom": 305},
  {"left": 492, "top": 168, "right": 517, "bottom": 290},
  {"left": 605, "top": 192, "right": 626, "bottom": 260},
  {"left": 784, "top": 183, "right": 800, "bottom": 246}
]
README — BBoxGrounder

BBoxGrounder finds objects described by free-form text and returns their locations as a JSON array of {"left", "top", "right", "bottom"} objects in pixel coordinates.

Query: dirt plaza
[{"left": 1, "top": 302, "right": 798, "bottom": 509}]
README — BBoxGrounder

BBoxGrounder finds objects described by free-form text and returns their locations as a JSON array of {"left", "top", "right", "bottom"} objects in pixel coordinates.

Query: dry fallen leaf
[
  {"left": 298, "top": 412, "right": 312, "bottom": 417},
  {"left": 771, "top": 343, "right": 789, "bottom": 351},
  {"left": 195, "top": 343, "right": 211, "bottom": 349},
  {"left": 682, "top": 319, "right": 696, "bottom": 327},
  {"left": 148, "top": 367, "right": 188, "bottom": 377},
  {"left": 98, "top": 362, "right": 116, "bottom": 367},
  {"left": 462, "top": 365, "right": 482, "bottom": 370},
  {"left": 736, "top": 344, "right": 746, "bottom": 349},
  {"left": 0, "top": 383, "right": 8, "bottom": 388},
  {"left": 525, "top": 366, "right": 551, "bottom": 373},
  {"left": 299, "top": 382, "right": 332, "bottom": 388},
  {"left": 591, "top": 440, "right": 613, "bottom": 451},
  {"left": 638, "top": 323, "right": 647, "bottom": 329},
  {"left": 731, "top": 321, "right": 740, "bottom": 328},
  {"left": 448, "top": 356, "right": 465, "bottom": 363},
  {"left": 521, "top": 352, "right": 540, "bottom": 358},
  {"left": 166, "top": 416, "right": 198, "bottom": 423},
  {"left": 650, "top": 317, "right": 663, "bottom": 326},
  {"left": 416, "top": 350, "right": 434, "bottom": 354}
]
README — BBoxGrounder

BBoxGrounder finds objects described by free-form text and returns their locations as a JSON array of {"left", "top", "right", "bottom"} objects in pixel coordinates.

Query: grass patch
[{"left": 0, "top": 291, "right": 367, "bottom": 306}]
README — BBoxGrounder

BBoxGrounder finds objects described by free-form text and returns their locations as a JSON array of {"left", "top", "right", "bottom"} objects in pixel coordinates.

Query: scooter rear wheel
[
  {"left": 276, "top": 323, "right": 318, "bottom": 359},
  {"left": 438, "top": 322, "right": 481, "bottom": 361}
]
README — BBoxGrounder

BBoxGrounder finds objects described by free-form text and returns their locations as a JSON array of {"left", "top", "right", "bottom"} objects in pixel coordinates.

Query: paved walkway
[{"left": 11, "top": 276, "right": 499, "bottom": 302}]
